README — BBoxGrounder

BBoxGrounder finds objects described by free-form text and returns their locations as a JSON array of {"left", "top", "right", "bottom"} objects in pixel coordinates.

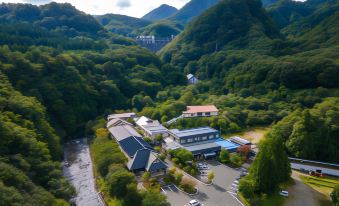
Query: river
[{"left": 63, "top": 138, "right": 105, "bottom": 206}]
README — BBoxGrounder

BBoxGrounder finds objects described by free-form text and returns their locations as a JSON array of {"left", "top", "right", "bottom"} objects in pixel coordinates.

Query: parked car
[
  {"left": 198, "top": 165, "right": 209, "bottom": 170},
  {"left": 186, "top": 199, "right": 203, "bottom": 206},
  {"left": 231, "top": 183, "right": 238, "bottom": 188},
  {"left": 234, "top": 180, "right": 239, "bottom": 185},
  {"left": 279, "top": 191, "right": 289, "bottom": 197},
  {"left": 300, "top": 168, "right": 308, "bottom": 173},
  {"left": 309, "top": 170, "right": 323, "bottom": 177}
]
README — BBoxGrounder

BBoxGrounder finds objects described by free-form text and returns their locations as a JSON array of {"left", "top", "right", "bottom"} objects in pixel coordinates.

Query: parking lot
[{"left": 162, "top": 160, "right": 244, "bottom": 206}]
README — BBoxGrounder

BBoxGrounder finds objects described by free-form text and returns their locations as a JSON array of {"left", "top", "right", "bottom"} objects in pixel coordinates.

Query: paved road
[
  {"left": 63, "top": 138, "right": 104, "bottom": 206},
  {"left": 163, "top": 160, "right": 243, "bottom": 206},
  {"left": 284, "top": 171, "right": 326, "bottom": 206}
]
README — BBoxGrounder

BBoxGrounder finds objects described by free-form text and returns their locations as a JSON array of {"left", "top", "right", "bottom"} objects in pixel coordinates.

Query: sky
[{"left": 1, "top": 0, "right": 190, "bottom": 17}]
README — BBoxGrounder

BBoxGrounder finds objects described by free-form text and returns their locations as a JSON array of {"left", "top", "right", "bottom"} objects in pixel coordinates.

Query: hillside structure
[
  {"left": 164, "top": 127, "right": 240, "bottom": 159},
  {"left": 187, "top": 73, "right": 199, "bottom": 84},
  {"left": 135, "top": 116, "right": 169, "bottom": 138},
  {"left": 107, "top": 117, "right": 167, "bottom": 175},
  {"left": 182, "top": 105, "right": 219, "bottom": 118}
]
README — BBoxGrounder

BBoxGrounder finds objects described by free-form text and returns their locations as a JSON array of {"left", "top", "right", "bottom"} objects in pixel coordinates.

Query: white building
[
  {"left": 135, "top": 116, "right": 169, "bottom": 138},
  {"left": 187, "top": 74, "right": 199, "bottom": 84}
]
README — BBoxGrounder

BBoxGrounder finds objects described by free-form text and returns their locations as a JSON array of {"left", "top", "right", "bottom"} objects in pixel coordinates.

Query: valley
[{"left": 0, "top": 0, "right": 338, "bottom": 206}]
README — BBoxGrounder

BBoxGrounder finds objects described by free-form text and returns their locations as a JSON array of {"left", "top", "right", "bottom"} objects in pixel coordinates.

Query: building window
[
  {"left": 202, "top": 136, "right": 207, "bottom": 140},
  {"left": 216, "top": 134, "right": 219, "bottom": 138},
  {"left": 187, "top": 138, "right": 193, "bottom": 143},
  {"left": 197, "top": 112, "right": 203, "bottom": 116},
  {"left": 181, "top": 139, "right": 186, "bottom": 144},
  {"left": 209, "top": 135, "right": 214, "bottom": 139},
  {"left": 205, "top": 112, "right": 211, "bottom": 116}
]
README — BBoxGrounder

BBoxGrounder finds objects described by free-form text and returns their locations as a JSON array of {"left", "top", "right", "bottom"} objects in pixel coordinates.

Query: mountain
[
  {"left": 262, "top": 0, "right": 278, "bottom": 7},
  {"left": 267, "top": 0, "right": 315, "bottom": 29},
  {"left": 283, "top": 0, "right": 339, "bottom": 50},
  {"left": 140, "top": 20, "right": 183, "bottom": 37},
  {"left": 169, "top": 0, "right": 220, "bottom": 25},
  {"left": 0, "top": 2, "right": 103, "bottom": 36},
  {"left": 0, "top": 3, "right": 185, "bottom": 205},
  {"left": 94, "top": 14, "right": 151, "bottom": 36},
  {"left": 161, "top": 0, "right": 280, "bottom": 64},
  {"left": 142, "top": 4, "right": 178, "bottom": 21}
]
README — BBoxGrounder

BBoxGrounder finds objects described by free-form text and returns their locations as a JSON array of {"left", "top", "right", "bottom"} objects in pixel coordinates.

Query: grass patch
[
  {"left": 238, "top": 192, "right": 251, "bottom": 206},
  {"left": 225, "top": 126, "right": 271, "bottom": 144},
  {"left": 257, "top": 193, "right": 285, "bottom": 206},
  {"left": 300, "top": 174, "right": 339, "bottom": 198}
]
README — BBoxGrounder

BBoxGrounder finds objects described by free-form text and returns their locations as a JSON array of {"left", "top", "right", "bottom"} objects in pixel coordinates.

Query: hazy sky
[{"left": 1, "top": 0, "right": 190, "bottom": 17}]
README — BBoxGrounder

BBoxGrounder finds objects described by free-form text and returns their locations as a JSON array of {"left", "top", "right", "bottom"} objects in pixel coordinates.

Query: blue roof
[
  {"left": 215, "top": 139, "right": 240, "bottom": 150},
  {"left": 170, "top": 127, "right": 218, "bottom": 138}
]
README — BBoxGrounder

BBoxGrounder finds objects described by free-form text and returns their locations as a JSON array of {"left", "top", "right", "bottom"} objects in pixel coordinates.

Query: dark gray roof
[
  {"left": 127, "top": 149, "right": 150, "bottom": 171},
  {"left": 170, "top": 127, "right": 218, "bottom": 138},
  {"left": 147, "top": 153, "right": 168, "bottom": 172},
  {"left": 109, "top": 125, "right": 142, "bottom": 141},
  {"left": 184, "top": 142, "right": 221, "bottom": 155}
]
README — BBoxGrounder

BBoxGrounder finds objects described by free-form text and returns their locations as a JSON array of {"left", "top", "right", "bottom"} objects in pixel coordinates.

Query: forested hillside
[
  {"left": 0, "top": 3, "right": 184, "bottom": 205},
  {"left": 155, "top": 0, "right": 339, "bottom": 163}
]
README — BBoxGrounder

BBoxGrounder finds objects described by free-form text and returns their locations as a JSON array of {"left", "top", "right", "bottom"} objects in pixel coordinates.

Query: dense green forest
[
  {"left": 156, "top": 0, "right": 339, "bottom": 163},
  {"left": 0, "top": 0, "right": 338, "bottom": 204},
  {"left": 0, "top": 2, "right": 183, "bottom": 205}
]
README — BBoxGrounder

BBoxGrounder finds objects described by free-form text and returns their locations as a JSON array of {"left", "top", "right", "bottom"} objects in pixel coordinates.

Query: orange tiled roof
[{"left": 183, "top": 105, "right": 218, "bottom": 113}]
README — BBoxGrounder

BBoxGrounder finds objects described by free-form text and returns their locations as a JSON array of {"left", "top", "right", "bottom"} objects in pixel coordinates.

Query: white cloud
[
  {"left": 116, "top": 0, "right": 131, "bottom": 9},
  {"left": 0, "top": 0, "right": 190, "bottom": 17}
]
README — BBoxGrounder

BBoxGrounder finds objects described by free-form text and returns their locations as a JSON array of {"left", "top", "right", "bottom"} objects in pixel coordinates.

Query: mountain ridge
[{"left": 142, "top": 4, "right": 178, "bottom": 21}]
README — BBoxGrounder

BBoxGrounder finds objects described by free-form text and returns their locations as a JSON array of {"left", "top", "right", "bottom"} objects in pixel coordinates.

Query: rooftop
[
  {"left": 169, "top": 127, "right": 218, "bottom": 138},
  {"left": 230, "top": 136, "right": 251, "bottom": 145},
  {"left": 108, "top": 112, "right": 136, "bottom": 120},
  {"left": 184, "top": 142, "right": 221, "bottom": 155},
  {"left": 108, "top": 125, "right": 142, "bottom": 141},
  {"left": 183, "top": 105, "right": 218, "bottom": 114},
  {"left": 187, "top": 74, "right": 194, "bottom": 80}
]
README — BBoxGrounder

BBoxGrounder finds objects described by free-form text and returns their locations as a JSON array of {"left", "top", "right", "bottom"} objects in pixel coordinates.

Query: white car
[
  {"left": 234, "top": 180, "right": 239, "bottom": 185},
  {"left": 279, "top": 191, "right": 289, "bottom": 197},
  {"left": 186, "top": 199, "right": 203, "bottom": 206}
]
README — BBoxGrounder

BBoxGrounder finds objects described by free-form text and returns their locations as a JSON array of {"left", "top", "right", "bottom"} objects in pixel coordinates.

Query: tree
[
  {"left": 237, "top": 145, "right": 251, "bottom": 158},
  {"left": 248, "top": 136, "right": 291, "bottom": 193},
  {"left": 172, "top": 148, "right": 194, "bottom": 165},
  {"left": 331, "top": 185, "right": 339, "bottom": 206},
  {"left": 239, "top": 177, "right": 255, "bottom": 199},
  {"left": 141, "top": 190, "right": 170, "bottom": 206},
  {"left": 219, "top": 149, "right": 230, "bottom": 164},
  {"left": 106, "top": 169, "right": 136, "bottom": 198},
  {"left": 230, "top": 153, "right": 243, "bottom": 167},
  {"left": 155, "top": 134, "right": 163, "bottom": 142},
  {"left": 207, "top": 171, "right": 215, "bottom": 183},
  {"left": 142, "top": 172, "right": 151, "bottom": 182}
]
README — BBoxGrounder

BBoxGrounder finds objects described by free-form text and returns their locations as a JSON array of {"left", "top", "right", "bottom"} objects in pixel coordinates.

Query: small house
[
  {"left": 182, "top": 105, "right": 219, "bottom": 118},
  {"left": 187, "top": 74, "right": 199, "bottom": 84}
]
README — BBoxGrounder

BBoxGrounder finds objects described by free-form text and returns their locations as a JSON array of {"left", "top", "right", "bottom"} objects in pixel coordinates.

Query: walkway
[
  {"left": 63, "top": 138, "right": 105, "bottom": 206},
  {"left": 284, "top": 171, "right": 326, "bottom": 206}
]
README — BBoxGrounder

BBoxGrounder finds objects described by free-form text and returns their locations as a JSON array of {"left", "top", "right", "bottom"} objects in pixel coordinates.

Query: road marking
[
  {"left": 161, "top": 187, "right": 167, "bottom": 194},
  {"left": 227, "top": 191, "right": 245, "bottom": 206}
]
